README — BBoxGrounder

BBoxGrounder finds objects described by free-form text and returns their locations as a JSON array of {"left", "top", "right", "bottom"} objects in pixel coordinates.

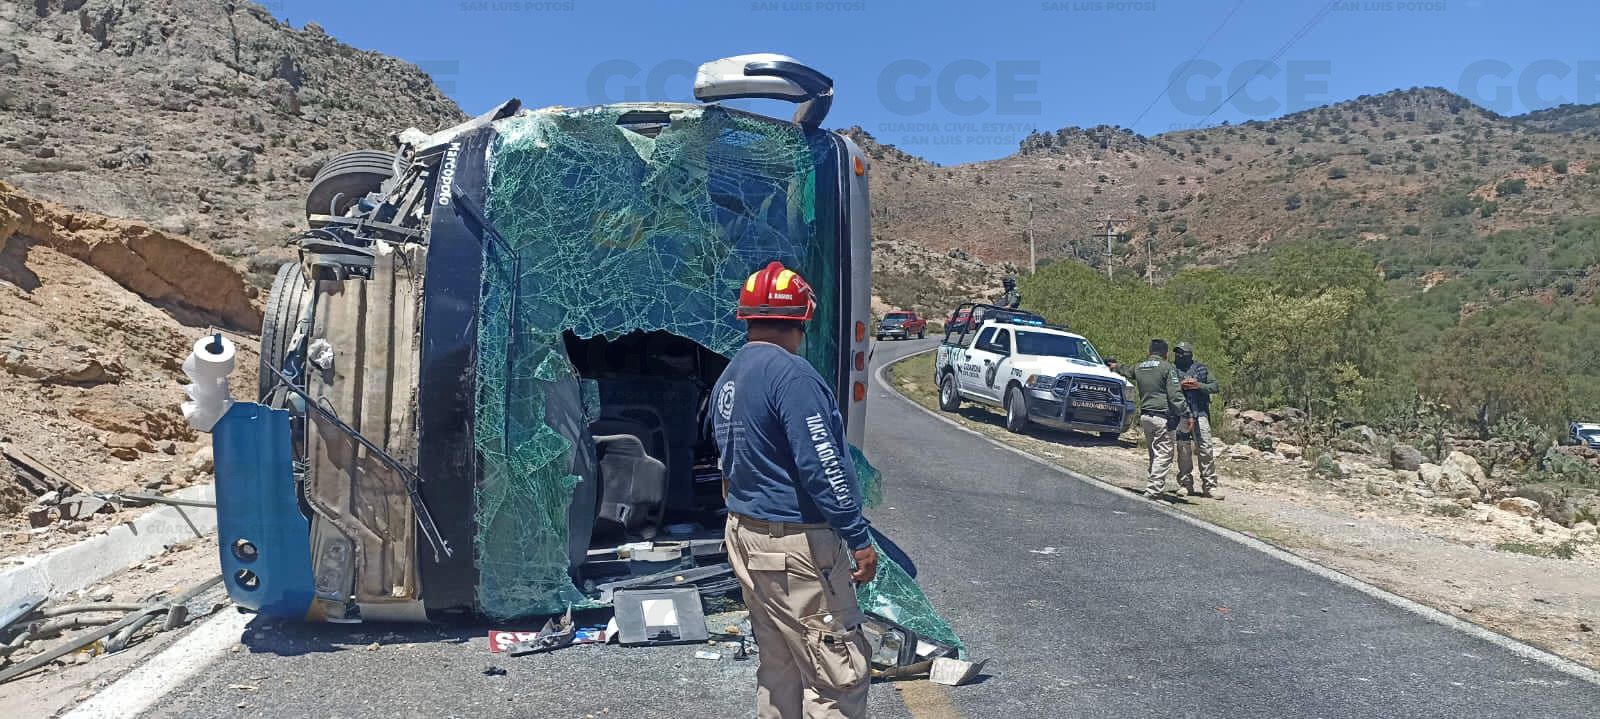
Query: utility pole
[
  {"left": 1145, "top": 232, "right": 1154, "bottom": 286},
  {"left": 1025, "top": 195, "right": 1035, "bottom": 274},
  {"left": 1088, "top": 215, "right": 1127, "bottom": 281}
]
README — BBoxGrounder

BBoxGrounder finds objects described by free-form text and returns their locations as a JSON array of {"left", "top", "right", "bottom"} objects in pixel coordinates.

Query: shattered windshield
[{"left": 1016, "top": 331, "right": 1102, "bottom": 364}]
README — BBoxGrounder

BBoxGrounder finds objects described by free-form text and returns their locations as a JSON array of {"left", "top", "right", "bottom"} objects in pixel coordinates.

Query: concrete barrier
[{"left": 0, "top": 484, "right": 217, "bottom": 609}]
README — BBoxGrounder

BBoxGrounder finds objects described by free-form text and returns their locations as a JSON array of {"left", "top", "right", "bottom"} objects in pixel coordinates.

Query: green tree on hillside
[
  {"left": 1420, "top": 318, "right": 1569, "bottom": 438},
  {"left": 1229, "top": 288, "right": 1370, "bottom": 440}
]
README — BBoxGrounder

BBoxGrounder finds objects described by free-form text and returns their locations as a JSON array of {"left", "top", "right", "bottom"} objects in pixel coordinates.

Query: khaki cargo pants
[
  {"left": 726, "top": 513, "right": 871, "bottom": 719},
  {"left": 1177, "top": 414, "right": 1219, "bottom": 491},
  {"left": 1140, "top": 413, "right": 1176, "bottom": 494}
]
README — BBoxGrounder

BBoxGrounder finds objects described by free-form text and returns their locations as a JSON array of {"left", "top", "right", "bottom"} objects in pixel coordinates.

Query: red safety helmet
[{"left": 737, "top": 261, "right": 815, "bottom": 321}]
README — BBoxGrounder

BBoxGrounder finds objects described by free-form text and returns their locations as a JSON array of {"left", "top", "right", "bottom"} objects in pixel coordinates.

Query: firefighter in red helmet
[{"left": 710, "top": 261, "right": 875, "bottom": 719}]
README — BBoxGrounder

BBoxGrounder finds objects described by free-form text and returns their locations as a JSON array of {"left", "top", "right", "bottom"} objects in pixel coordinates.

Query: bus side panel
[
  {"left": 840, "top": 135, "right": 872, "bottom": 449},
  {"left": 415, "top": 127, "right": 495, "bottom": 618}
]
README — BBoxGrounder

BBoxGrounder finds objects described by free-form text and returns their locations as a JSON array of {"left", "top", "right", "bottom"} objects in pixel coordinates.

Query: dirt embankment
[
  {"left": 0, "top": 181, "right": 262, "bottom": 331},
  {"left": 1, "top": 181, "right": 262, "bottom": 553}
]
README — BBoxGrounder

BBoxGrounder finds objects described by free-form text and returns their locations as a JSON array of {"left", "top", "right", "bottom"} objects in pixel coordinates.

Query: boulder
[
  {"left": 1389, "top": 443, "right": 1425, "bottom": 471},
  {"left": 188, "top": 446, "right": 214, "bottom": 474},
  {"left": 1419, "top": 463, "right": 1480, "bottom": 501},
  {"left": 1441, "top": 451, "right": 1490, "bottom": 496},
  {"left": 1495, "top": 497, "right": 1541, "bottom": 517},
  {"left": 1239, "top": 410, "right": 1271, "bottom": 424},
  {"left": 1274, "top": 442, "right": 1303, "bottom": 460},
  {"left": 1223, "top": 443, "right": 1261, "bottom": 460},
  {"left": 1510, "top": 485, "right": 1583, "bottom": 527},
  {"left": 105, "top": 433, "right": 154, "bottom": 461}
]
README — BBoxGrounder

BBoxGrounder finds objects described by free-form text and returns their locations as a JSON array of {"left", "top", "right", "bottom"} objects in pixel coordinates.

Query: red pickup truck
[{"left": 876, "top": 310, "right": 927, "bottom": 340}]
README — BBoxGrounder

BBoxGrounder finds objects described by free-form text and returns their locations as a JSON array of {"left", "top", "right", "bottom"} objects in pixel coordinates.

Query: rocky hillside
[
  {"left": 0, "top": 0, "right": 465, "bottom": 284},
  {"left": 1, "top": 179, "right": 260, "bottom": 542},
  {"left": 850, "top": 87, "right": 1600, "bottom": 287}
]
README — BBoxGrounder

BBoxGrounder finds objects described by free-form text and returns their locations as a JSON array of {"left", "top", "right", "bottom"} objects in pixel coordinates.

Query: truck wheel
[
  {"left": 259, "top": 262, "right": 312, "bottom": 402},
  {"left": 1004, "top": 386, "right": 1031, "bottom": 433},
  {"left": 305, "top": 149, "right": 395, "bottom": 222},
  {"left": 917, "top": 329, "right": 925, "bottom": 339},
  {"left": 938, "top": 373, "right": 962, "bottom": 412}
]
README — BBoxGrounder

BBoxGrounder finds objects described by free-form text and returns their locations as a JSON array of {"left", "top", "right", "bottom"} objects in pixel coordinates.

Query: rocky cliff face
[{"left": 0, "top": 0, "right": 465, "bottom": 282}]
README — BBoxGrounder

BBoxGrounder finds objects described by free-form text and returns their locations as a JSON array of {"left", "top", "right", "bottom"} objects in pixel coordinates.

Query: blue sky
[{"left": 266, "top": 0, "right": 1600, "bottom": 165}]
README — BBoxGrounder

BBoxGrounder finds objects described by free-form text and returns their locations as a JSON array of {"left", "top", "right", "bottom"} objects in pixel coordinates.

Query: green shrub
[{"left": 1496, "top": 178, "right": 1526, "bottom": 195}]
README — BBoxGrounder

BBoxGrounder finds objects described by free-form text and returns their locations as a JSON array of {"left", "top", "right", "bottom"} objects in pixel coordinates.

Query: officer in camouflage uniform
[
  {"left": 1133, "top": 339, "right": 1191, "bottom": 499},
  {"left": 1174, "top": 342, "right": 1223, "bottom": 499}
]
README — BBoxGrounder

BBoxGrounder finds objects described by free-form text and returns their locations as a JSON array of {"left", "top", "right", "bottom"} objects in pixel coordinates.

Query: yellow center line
[{"left": 894, "top": 680, "right": 967, "bottom": 719}]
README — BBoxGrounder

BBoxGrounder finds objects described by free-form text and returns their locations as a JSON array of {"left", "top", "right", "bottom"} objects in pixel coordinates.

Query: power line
[
  {"left": 1127, "top": 0, "right": 1248, "bottom": 132},
  {"left": 1199, "top": 0, "right": 1340, "bottom": 126}
]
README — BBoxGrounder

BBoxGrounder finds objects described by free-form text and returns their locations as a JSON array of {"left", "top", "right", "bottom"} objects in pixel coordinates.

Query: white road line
[
  {"left": 64, "top": 609, "right": 253, "bottom": 719},
  {"left": 872, "top": 344, "right": 1600, "bottom": 687}
]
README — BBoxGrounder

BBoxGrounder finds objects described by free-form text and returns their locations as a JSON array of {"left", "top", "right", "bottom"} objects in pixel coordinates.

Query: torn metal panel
[{"left": 304, "top": 242, "right": 424, "bottom": 612}]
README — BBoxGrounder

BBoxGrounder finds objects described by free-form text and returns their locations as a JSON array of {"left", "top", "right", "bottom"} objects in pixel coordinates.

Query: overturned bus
[{"left": 191, "top": 54, "right": 958, "bottom": 649}]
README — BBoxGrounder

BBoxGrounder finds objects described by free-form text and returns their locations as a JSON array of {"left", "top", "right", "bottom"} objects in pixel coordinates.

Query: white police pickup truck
[{"left": 934, "top": 304, "right": 1135, "bottom": 437}]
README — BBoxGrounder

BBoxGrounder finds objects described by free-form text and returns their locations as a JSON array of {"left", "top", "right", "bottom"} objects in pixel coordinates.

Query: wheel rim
[
  {"left": 942, "top": 378, "right": 955, "bottom": 405},
  {"left": 1008, "top": 392, "right": 1021, "bottom": 424}
]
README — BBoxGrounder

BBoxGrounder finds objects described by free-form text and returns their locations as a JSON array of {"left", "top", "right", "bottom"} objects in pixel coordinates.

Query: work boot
[
  {"left": 1178, "top": 480, "right": 1195, "bottom": 496},
  {"left": 1141, "top": 489, "right": 1162, "bottom": 500},
  {"left": 1201, "top": 488, "right": 1224, "bottom": 500}
]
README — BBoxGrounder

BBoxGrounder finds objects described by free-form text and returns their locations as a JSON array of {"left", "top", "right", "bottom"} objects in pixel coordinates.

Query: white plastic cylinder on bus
[{"left": 181, "top": 332, "right": 237, "bottom": 432}]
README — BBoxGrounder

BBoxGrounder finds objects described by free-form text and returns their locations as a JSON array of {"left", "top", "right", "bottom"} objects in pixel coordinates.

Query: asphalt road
[{"left": 137, "top": 338, "right": 1599, "bottom": 718}]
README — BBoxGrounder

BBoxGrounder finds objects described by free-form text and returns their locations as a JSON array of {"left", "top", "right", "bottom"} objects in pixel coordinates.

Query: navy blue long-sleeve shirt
[{"left": 709, "top": 342, "right": 872, "bottom": 550}]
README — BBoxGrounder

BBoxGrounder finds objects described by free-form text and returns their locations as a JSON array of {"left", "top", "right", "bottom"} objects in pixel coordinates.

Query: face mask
[{"left": 1175, "top": 355, "right": 1193, "bottom": 370}]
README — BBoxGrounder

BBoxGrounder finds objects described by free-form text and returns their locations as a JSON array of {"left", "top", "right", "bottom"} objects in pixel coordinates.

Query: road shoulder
[{"left": 882, "top": 345, "right": 1600, "bottom": 679}]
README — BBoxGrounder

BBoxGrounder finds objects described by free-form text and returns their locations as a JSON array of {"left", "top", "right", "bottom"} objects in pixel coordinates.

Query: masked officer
[
  {"left": 999, "top": 276, "right": 1022, "bottom": 309},
  {"left": 711, "top": 261, "right": 877, "bottom": 719},
  {"left": 1173, "top": 342, "right": 1223, "bottom": 499},
  {"left": 1134, "top": 339, "right": 1191, "bottom": 499}
]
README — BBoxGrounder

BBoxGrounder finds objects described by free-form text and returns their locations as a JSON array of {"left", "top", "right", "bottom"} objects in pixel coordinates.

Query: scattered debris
[
  {"left": 614, "top": 588, "right": 709, "bottom": 646},
  {"left": 862, "top": 612, "right": 962, "bottom": 681},
  {"left": 1028, "top": 547, "right": 1058, "bottom": 555},
  {"left": 482, "top": 665, "right": 507, "bottom": 677},
  {"left": 364, "top": 642, "right": 381, "bottom": 651},
  {"left": 693, "top": 649, "right": 721, "bottom": 661},
  {"left": 0, "top": 574, "right": 222, "bottom": 684},
  {"left": 505, "top": 606, "right": 578, "bottom": 657},
  {"left": 595, "top": 563, "right": 733, "bottom": 603},
  {"left": 929, "top": 657, "right": 988, "bottom": 686}
]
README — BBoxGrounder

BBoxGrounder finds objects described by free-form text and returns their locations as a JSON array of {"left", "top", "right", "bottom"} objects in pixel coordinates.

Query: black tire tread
[
  {"left": 305, "top": 149, "right": 394, "bottom": 219},
  {"left": 259, "top": 263, "right": 310, "bottom": 401}
]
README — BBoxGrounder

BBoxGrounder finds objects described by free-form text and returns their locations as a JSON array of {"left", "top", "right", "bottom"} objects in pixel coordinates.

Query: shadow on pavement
[
  {"left": 239, "top": 614, "right": 497, "bottom": 657},
  {"left": 1119, "top": 486, "right": 1194, "bottom": 505},
  {"left": 946, "top": 405, "right": 1133, "bottom": 449}
]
